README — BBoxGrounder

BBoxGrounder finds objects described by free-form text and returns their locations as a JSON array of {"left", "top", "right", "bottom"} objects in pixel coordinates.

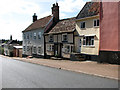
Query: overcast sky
[{"left": 0, "top": 0, "right": 90, "bottom": 40}]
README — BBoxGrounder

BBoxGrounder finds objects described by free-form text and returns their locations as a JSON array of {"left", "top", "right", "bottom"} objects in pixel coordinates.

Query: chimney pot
[
  {"left": 33, "top": 13, "right": 37, "bottom": 22},
  {"left": 52, "top": 3, "right": 59, "bottom": 23}
]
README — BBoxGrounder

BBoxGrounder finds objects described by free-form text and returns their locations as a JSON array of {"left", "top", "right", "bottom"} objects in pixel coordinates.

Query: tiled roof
[
  {"left": 23, "top": 15, "right": 53, "bottom": 32},
  {"left": 6, "top": 40, "right": 19, "bottom": 45},
  {"left": 76, "top": 2, "right": 100, "bottom": 19},
  {"left": 48, "top": 17, "right": 76, "bottom": 34}
]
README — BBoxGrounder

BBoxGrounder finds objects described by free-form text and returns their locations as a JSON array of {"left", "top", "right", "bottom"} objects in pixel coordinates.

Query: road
[{"left": 0, "top": 56, "right": 118, "bottom": 88}]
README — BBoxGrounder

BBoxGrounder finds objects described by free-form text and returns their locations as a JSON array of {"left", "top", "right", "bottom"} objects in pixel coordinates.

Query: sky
[{"left": 0, "top": 0, "right": 90, "bottom": 40}]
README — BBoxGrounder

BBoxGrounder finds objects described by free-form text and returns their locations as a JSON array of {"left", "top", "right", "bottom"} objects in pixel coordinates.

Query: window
[
  {"left": 49, "top": 35, "right": 53, "bottom": 42},
  {"left": 91, "top": 37, "right": 94, "bottom": 45},
  {"left": 48, "top": 45, "right": 54, "bottom": 51},
  {"left": 71, "top": 46, "right": 74, "bottom": 53},
  {"left": 27, "top": 46, "right": 29, "bottom": 51},
  {"left": 33, "top": 47, "right": 36, "bottom": 54},
  {"left": 23, "top": 46, "right": 26, "bottom": 51},
  {"left": 83, "top": 37, "right": 86, "bottom": 45},
  {"left": 83, "top": 36, "right": 94, "bottom": 46},
  {"left": 64, "top": 45, "right": 70, "bottom": 53},
  {"left": 38, "top": 47, "right": 42, "bottom": 54},
  {"left": 23, "top": 34, "right": 26, "bottom": 39},
  {"left": 62, "top": 34, "right": 67, "bottom": 42},
  {"left": 94, "top": 19, "right": 99, "bottom": 27},
  {"left": 34, "top": 33, "right": 36, "bottom": 39},
  {"left": 80, "top": 22, "right": 86, "bottom": 28},
  {"left": 27, "top": 34, "right": 29, "bottom": 39},
  {"left": 30, "top": 33, "right": 32, "bottom": 38},
  {"left": 38, "top": 32, "right": 42, "bottom": 39}
]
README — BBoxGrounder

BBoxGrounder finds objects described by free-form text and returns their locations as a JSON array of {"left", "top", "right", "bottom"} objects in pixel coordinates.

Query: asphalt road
[{"left": 0, "top": 56, "right": 118, "bottom": 88}]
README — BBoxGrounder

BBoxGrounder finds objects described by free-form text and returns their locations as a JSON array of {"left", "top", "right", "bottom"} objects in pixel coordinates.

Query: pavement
[{"left": 1, "top": 55, "right": 119, "bottom": 80}]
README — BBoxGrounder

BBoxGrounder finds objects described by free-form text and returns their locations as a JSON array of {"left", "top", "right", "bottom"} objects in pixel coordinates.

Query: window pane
[
  {"left": 83, "top": 37, "right": 86, "bottom": 45},
  {"left": 91, "top": 36, "right": 94, "bottom": 45},
  {"left": 83, "top": 22, "right": 85, "bottom": 28},
  {"left": 49, "top": 35, "right": 53, "bottom": 42},
  {"left": 97, "top": 20, "right": 99, "bottom": 26},
  {"left": 94, "top": 20, "right": 96, "bottom": 26},
  {"left": 63, "top": 35, "right": 67, "bottom": 41},
  {"left": 81, "top": 22, "right": 85, "bottom": 28},
  {"left": 86, "top": 37, "right": 89, "bottom": 45}
]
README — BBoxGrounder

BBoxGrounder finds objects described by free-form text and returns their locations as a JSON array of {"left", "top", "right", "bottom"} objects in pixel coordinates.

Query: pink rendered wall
[
  {"left": 100, "top": 2, "right": 119, "bottom": 51},
  {"left": 118, "top": 2, "right": 120, "bottom": 51}
]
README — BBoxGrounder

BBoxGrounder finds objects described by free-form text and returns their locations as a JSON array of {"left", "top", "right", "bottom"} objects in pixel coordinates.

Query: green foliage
[{"left": 2, "top": 48, "right": 4, "bottom": 55}]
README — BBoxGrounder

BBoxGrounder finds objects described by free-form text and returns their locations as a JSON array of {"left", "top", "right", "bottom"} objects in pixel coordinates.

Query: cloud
[
  {"left": 58, "top": 0, "right": 85, "bottom": 13},
  {"left": 0, "top": 0, "right": 41, "bottom": 16},
  {"left": 0, "top": 0, "right": 87, "bottom": 40}
]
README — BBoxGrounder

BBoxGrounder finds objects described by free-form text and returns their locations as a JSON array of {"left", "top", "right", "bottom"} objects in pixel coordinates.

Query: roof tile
[
  {"left": 48, "top": 17, "right": 76, "bottom": 34},
  {"left": 23, "top": 15, "right": 52, "bottom": 32}
]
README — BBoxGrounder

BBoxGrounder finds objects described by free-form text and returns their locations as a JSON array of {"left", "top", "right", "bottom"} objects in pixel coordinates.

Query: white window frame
[
  {"left": 62, "top": 33, "right": 68, "bottom": 42},
  {"left": 38, "top": 32, "right": 42, "bottom": 39},
  {"left": 27, "top": 46, "right": 29, "bottom": 51},
  {"left": 83, "top": 36, "right": 95, "bottom": 46},
  {"left": 23, "top": 46, "right": 26, "bottom": 51},
  {"left": 27, "top": 34, "right": 29, "bottom": 40},
  {"left": 48, "top": 44, "right": 54, "bottom": 51},
  {"left": 49, "top": 35, "right": 53, "bottom": 42},
  {"left": 30, "top": 33, "right": 32, "bottom": 39},
  {"left": 33, "top": 46, "right": 36, "bottom": 54},
  {"left": 38, "top": 46, "right": 42, "bottom": 54},
  {"left": 93, "top": 19, "right": 99, "bottom": 27},
  {"left": 64, "top": 45, "right": 71, "bottom": 54},
  {"left": 80, "top": 21, "right": 86, "bottom": 29},
  {"left": 34, "top": 33, "right": 36, "bottom": 39}
]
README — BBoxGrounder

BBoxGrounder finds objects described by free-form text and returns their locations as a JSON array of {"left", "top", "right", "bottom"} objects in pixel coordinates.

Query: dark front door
[
  {"left": 54, "top": 43, "right": 62, "bottom": 57},
  {"left": 54, "top": 44, "right": 58, "bottom": 57}
]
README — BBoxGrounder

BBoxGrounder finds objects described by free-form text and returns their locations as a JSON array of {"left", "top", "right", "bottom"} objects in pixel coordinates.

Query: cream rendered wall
[
  {"left": 76, "top": 16, "right": 100, "bottom": 55},
  {"left": 58, "top": 34, "right": 62, "bottom": 43},
  {"left": 67, "top": 34, "right": 73, "bottom": 43},
  {"left": 54, "top": 35, "right": 57, "bottom": 43}
]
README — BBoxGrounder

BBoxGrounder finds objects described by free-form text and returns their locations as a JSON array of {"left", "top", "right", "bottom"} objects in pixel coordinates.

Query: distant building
[
  {"left": 4, "top": 40, "right": 21, "bottom": 57},
  {"left": 13, "top": 46, "right": 23, "bottom": 57}
]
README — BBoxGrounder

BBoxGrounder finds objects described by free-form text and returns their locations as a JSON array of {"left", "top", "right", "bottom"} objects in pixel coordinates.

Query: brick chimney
[
  {"left": 52, "top": 2, "right": 59, "bottom": 23},
  {"left": 10, "top": 35, "right": 12, "bottom": 40},
  {"left": 33, "top": 13, "right": 37, "bottom": 22}
]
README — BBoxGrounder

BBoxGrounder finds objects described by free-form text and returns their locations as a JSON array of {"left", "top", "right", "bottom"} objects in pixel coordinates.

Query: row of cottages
[
  {"left": 4, "top": 40, "right": 22, "bottom": 57},
  {"left": 22, "top": 2, "right": 120, "bottom": 64}
]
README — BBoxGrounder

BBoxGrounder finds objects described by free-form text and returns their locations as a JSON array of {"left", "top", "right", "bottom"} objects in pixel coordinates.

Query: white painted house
[{"left": 22, "top": 3, "right": 59, "bottom": 58}]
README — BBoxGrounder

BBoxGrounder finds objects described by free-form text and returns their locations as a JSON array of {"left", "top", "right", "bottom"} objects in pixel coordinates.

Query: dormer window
[
  {"left": 49, "top": 35, "right": 53, "bottom": 42},
  {"left": 80, "top": 22, "right": 86, "bottom": 29},
  {"left": 62, "top": 34, "right": 68, "bottom": 42},
  {"left": 94, "top": 19, "right": 99, "bottom": 27}
]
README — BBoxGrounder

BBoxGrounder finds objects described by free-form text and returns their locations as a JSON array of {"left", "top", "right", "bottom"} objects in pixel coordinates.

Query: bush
[
  {"left": 2, "top": 48, "right": 4, "bottom": 55},
  {"left": 9, "top": 52, "right": 13, "bottom": 57}
]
